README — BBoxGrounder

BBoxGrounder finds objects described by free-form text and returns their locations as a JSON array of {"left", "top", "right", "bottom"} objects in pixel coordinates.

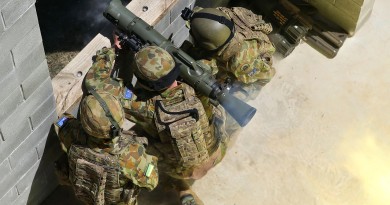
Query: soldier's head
[
  {"left": 134, "top": 46, "right": 179, "bottom": 91},
  {"left": 80, "top": 90, "right": 124, "bottom": 139},
  {"left": 188, "top": 8, "right": 235, "bottom": 51}
]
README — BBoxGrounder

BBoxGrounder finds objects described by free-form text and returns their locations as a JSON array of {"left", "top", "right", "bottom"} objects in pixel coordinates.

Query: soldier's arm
[
  {"left": 118, "top": 142, "right": 159, "bottom": 191},
  {"left": 84, "top": 47, "right": 117, "bottom": 91}
]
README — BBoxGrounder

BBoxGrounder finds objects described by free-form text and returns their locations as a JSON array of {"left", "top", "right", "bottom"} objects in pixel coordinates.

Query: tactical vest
[
  {"left": 67, "top": 142, "right": 138, "bottom": 205},
  {"left": 153, "top": 83, "right": 216, "bottom": 175},
  {"left": 216, "top": 7, "right": 274, "bottom": 62}
]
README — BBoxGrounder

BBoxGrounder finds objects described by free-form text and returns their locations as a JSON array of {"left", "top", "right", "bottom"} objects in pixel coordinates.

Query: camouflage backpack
[
  {"left": 153, "top": 83, "right": 211, "bottom": 176},
  {"left": 216, "top": 7, "right": 274, "bottom": 62}
]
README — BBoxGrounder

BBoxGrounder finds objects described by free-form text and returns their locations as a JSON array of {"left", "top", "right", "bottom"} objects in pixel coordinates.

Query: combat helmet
[
  {"left": 184, "top": 7, "right": 235, "bottom": 51},
  {"left": 80, "top": 90, "right": 124, "bottom": 139},
  {"left": 134, "top": 46, "right": 179, "bottom": 91}
]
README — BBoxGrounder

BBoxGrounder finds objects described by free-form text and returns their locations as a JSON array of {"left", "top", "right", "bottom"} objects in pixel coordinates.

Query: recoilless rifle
[{"left": 103, "top": 0, "right": 256, "bottom": 127}]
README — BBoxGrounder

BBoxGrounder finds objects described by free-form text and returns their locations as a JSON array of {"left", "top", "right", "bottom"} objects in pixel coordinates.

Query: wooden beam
[
  {"left": 126, "top": 0, "right": 178, "bottom": 25},
  {"left": 52, "top": 0, "right": 177, "bottom": 115},
  {"left": 51, "top": 34, "right": 111, "bottom": 115}
]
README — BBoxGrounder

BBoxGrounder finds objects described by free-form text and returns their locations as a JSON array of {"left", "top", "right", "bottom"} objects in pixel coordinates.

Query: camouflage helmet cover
[
  {"left": 190, "top": 8, "right": 234, "bottom": 51},
  {"left": 80, "top": 91, "right": 124, "bottom": 139},
  {"left": 134, "top": 46, "right": 175, "bottom": 81}
]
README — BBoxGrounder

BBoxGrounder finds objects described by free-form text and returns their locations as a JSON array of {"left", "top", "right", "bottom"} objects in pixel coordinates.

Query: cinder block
[
  {"left": 0, "top": 51, "right": 14, "bottom": 82},
  {"left": 0, "top": 78, "right": 53, "bottom": 161},
  {"left": 154, "top": 12, "right": 170, "bottom": 33},
  {"left": 30, "top": 95, "right": 55, "bottom": 129},
  {"left": 0, "top": 159, "right": 14, "bottom": 199},
  {"left": 11, "top": 25, "right": 43, "bottom": 69},
  {"left": 35, "top": 112, "right": 60, "bottom": 161},
  {"left": 9, "top": 109, "right": 55, "bottom": 169},
  {"left": 0, "top": 186, "right": 18, "bottom": 205},
  {"left": 13, "top": 185, "right": 30, "bottom": 205},
  {"left": 170, "top": 0, "right": 189, "bottom": 23},
  {"left": 9, "top": 143, "right": 38, "bottom": 171},
  {"left": 15, "top": 43, "right": 46, "bottom": 84},
  {"left": 0, "top": 71, "right": 19, "bottom": 102},
  {"left": 35, "top": 136, "right": 47, "bottom": 160},
  {"left": 0, "top": 6, "right": 38, "bottom": 53},
  {"left": 161, "top": 16, "right": 188, "bottom": 41},
  {"left": 170, "top": 15, "right": 187, "bottom": 38},
  {"left": 0, "top": 158, "right": 11, "bottom": 183},
  {"left": 1, "top": 0, "right": 34, "bottom": 28},
  {"left": 0, "top": 87, "right": 24, "bottom": 125},
  {"left": 0, "top": 17, "right": 4, "bottom": 36},
  {"left": 0, "top": 111, "right": 55, "bottom": 198},
  {"left": 15, "top": 160, "right": 40, "bottom": 198},
  {"left": 20, "top": 60, "right": 49, "bottom": 99},
  {"left": 0, "top": 118, "right": 31, "bottom": 163},
  {"left": 0, "top": 0, "right": 12, "bottom": 10},
  {"left": 172, "top": 24, "right": 189, "bottom": 47}
]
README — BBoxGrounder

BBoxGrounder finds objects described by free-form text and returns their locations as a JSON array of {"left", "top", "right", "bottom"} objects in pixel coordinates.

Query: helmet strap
[{"left": 88, "top": 89, "right": 121, "bottom": 137}]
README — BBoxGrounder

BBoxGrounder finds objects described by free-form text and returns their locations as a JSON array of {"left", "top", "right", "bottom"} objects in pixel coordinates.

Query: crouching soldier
[
  {"left": 183, "top": 6, "right": 276, "bottom": 101},
  {"left": 53, "top": 90, "right": 158, "bottom": 205},
  {"left": 84, "top": 45, "right": 229, "bottom": 205}
]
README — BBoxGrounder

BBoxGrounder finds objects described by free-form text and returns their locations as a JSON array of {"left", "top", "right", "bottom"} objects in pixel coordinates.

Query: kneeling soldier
[{"left": 54, "top": 91, "right": 158, "bottom": 205}]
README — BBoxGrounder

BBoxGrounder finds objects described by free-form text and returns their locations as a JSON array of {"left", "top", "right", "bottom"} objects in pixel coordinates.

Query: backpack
[
  {"left": 67, "top": 144, "right": 139, "bottom": 205},
  {"left": 153, "top": 84, "right": 210, "bottom": 175},
  {"left": 216, "top": 7, "right": 274, "bottom": 62}
]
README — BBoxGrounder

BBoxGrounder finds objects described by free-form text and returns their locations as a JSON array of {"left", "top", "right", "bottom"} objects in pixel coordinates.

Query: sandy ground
[
  {"left": 189, "top": 1, "right": 390, "bottom": 204},
  {"left": 43, "top": 1, "right": 390, "bottom": 204}
]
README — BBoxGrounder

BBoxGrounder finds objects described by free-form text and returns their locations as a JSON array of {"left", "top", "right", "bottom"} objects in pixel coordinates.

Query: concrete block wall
[
  {"left": 154, "top": 0, "right": 196, "bottom": 47},
  {"left": 0, "top": 0, "right": 60, "bottom": 204},
  {"left": 306, "top": 0, "right": 375, "bottom": 35}
]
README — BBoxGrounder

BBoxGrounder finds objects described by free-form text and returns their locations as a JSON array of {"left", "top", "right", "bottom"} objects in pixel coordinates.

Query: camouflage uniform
[
  {"left": 189, "top": 7, "right": 276, "bottom": 101},
  {"left": 54, "top": 91, "right": 158, "bottom": 205},
  {"left": 84, "top": 47, "right": 229, "bottom": 181}
]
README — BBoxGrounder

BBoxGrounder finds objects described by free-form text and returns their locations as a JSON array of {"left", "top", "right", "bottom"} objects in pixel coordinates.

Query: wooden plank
[
  {"left": 52, "top": 34, "right": 111, "bottom": 115},
  {"left": 126, "top": 0, "right": 178, "bottom": 25},
  {"left": 52, "top": 0, "right": 178, "bottom": 115}
]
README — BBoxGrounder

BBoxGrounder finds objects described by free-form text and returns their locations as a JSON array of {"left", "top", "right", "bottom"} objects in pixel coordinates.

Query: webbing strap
[
  {"left": 89, "top": 89, "right": 120, "bottom": 137},
  {"left": 156, "top": 100, "right": 199, "bottom": 122}
]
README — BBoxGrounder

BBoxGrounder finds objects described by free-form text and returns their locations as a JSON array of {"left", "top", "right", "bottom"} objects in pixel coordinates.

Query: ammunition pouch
[
  {"left": 68, "top": 144, "right": 138, "bottom": 205},
  {"left": 154, "top": 84, "right": 210, "bottom": 173}
]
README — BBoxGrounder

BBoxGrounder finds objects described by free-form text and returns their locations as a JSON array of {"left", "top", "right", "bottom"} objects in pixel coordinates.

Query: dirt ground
[{"left": 42, "top": 0, "right": 390, "bottom": 205}]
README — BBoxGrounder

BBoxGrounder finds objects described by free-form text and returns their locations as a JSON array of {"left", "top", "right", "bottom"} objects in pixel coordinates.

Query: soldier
[
  {"left": 183, "top": 6, "right": 276, "bottom": 101},
  {"left": 54, "top": 90, "right": 158, "bottom": 205},
  {"left": 84, "top": 45, "right": 228, "bottom": 205}
]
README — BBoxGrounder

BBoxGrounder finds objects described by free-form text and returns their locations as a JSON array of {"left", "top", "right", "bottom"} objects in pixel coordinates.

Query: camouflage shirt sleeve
[
  {"left": 83, "top": 47, "right": 129, "bottom": 100},
  {"left": 54, "top": 114, "right": 86, "bottom": 153},
  {"left": 84, "top": 47, "right": 155, "bottom": 130},
  {"left": 118, "top": 142, "right": 159, "bottom": 190}
]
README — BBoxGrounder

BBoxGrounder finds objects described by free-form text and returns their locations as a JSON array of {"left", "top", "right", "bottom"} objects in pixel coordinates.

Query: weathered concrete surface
[
  {"left": 190, "top": 1, "right": 390, "bottom": 205},
  {"left": 43, "top": 0, "right": 389, "bottom": 204}
]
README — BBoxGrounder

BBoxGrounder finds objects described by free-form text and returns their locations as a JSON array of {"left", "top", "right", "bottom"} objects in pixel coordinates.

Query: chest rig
[
  {"left": 153, "top": 84, "right": 211, "bottom": 172},
  {"left": 67, "top": 137, "right": 138, "bottom": 205}
]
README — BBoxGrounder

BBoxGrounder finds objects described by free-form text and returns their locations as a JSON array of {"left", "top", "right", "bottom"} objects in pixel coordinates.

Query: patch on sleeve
[
  {"left": 56, "top": 116, "right": 69, "bottom": 128},
  {"left": 123, "top": 87, "right": 133, "bottom": 100},
  {"left": 145, "top": 163, "right": 154, "bottom": 177}
]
